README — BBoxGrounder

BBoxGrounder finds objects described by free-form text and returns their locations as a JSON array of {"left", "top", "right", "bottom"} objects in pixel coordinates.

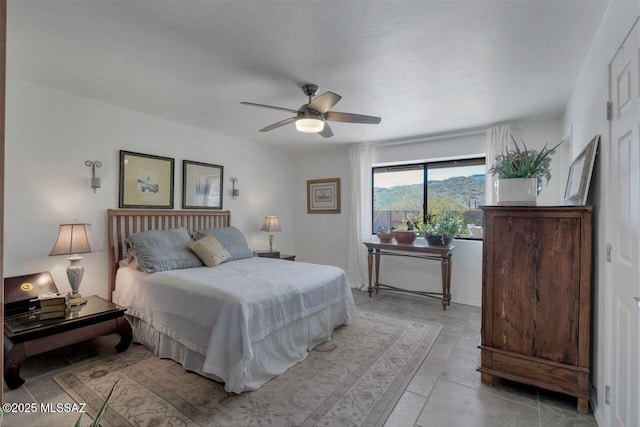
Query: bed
[{"left": 107, "top": 209, "right": 355, "bottom": 394}]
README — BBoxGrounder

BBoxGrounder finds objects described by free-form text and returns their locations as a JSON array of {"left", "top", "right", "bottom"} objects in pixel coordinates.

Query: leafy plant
[
  {"left": 423, "top": 215, "right": 463, "bottom": 239},
  {"left": 72, "top": 379, "right": 119, "bottom": 427},
  {"left": 489, "top": 135, "right": 562, "bottom": 185}
]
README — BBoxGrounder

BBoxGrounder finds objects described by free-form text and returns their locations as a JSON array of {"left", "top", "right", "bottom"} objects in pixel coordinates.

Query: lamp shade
[
  {"left": 49, "top": 223, "right": 102, "bottom": 256},
  {"left": 260, "top": 216, "right": 282, "bottom": 233}
]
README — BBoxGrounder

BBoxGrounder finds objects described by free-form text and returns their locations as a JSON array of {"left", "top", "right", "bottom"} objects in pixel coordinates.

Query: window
[{"left": 372, "top": 158, "right": 485, "bottom": 238}]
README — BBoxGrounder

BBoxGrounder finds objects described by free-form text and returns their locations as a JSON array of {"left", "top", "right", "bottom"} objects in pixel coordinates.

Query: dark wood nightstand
[
  {"left": 253, "top": 251, "right": 296, "bottom": 261},
  {"left": 3, "top": 295, "right": 132, "bottom": 389}
]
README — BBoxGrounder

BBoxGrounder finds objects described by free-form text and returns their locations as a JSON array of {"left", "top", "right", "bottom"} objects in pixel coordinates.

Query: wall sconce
[
  {"left": 85, "top": 160, "right": 102, "bottom": 193},
  {"left": 230, "top": 177, "right": 239, "bottom": 199}
]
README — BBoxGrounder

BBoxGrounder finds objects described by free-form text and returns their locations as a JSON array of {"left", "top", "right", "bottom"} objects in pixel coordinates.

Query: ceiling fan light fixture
[
  {"left": 242, "top": 84, "right": 381, "bottom": 137},
  {"left": 296, "top": 118, "right": 324, "bottom": 133}
]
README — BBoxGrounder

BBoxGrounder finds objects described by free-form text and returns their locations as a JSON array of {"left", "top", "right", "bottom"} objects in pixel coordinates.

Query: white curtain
[
  {"left": 485, "top": 125, "right": 511, "bottom": 205},
  {"left": 346, "top": 144, "right": 372, "bottom": 289}
]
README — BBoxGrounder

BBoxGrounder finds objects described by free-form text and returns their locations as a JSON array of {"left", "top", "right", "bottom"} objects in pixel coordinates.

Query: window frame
[{"left": 371, "top": 156, "right": 486, "bottom": 240}]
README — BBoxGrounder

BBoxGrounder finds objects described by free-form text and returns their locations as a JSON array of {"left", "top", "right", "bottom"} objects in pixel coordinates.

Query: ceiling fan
[{"left": 241, "top": 84, "right": 381, "bottom": 138}]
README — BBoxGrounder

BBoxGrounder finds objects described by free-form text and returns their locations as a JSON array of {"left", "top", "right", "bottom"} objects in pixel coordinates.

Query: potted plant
[
  {"left": 423, "top": 216, "right": 462, "bottom": 246},
  {"left": 393, "top": 225, "right": 417, "bottom": 244},
  {"left": 489, "top": 135, "right": 562, "bottom": 205},
  {"left": 376, "top": 226, "right": 394, "bottom": 243}
]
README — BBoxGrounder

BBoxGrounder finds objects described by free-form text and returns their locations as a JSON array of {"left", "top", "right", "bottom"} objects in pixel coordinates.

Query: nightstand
[
  {"left": 3, "top": 295, "right": 132, "bottom": 389},
  {"left": 253, "top": 251, "right": 296, "bottom": 261}
]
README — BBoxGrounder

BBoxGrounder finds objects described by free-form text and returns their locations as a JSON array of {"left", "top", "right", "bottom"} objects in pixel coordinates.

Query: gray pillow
[
  {"left": 126, "top": 227, "right": 203, "bottom": 273},
  {"left": 192, "top": 226, "right": 252, "bottom": 261}
]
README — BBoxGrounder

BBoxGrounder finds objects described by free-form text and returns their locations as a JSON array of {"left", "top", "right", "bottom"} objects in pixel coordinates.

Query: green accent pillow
[
  {"left": 192, "top": 226, "right": 252, "bottom": 261},
  {"left": 188, "top": 234, "right": 231, "bottom": 267}
]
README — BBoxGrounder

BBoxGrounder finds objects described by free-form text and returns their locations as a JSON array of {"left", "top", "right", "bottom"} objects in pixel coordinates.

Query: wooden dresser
[{"left": 478, "top": 206, "right": 592, "bottom": 412}]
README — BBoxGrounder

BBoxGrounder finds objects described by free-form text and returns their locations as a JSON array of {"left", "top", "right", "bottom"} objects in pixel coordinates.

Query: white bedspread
[{"left": 113, "top": 257, "right": 355, "bottom": 393}]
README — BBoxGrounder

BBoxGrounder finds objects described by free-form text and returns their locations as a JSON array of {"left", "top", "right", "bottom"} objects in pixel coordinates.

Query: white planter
[{"left": 495, "top": 178, "right": 540, "bottom": 206}]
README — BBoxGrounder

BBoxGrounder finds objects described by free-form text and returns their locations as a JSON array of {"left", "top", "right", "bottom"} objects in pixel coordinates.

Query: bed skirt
[{"left": 124, "top": 299, "right": 352, "bottom": 393}]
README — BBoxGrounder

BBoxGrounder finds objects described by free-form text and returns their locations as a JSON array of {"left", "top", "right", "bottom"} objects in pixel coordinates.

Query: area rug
[{"left": 54, "top": 309, "right": 442, "bottom": 427}]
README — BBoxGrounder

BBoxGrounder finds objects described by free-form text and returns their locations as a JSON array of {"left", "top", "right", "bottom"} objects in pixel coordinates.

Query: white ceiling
[{"left": 7, "top": 0, "right": 608, "bottom": 152}]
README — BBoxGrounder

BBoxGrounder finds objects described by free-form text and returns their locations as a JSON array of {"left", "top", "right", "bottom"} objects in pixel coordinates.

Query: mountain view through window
[{"left": 372, "top": 158, "right": 485, "bottom": 238}]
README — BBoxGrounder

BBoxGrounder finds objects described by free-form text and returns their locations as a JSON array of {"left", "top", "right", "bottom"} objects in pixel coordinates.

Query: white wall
[
  {"left": 563, "top": 1, "right": 639, "bottom": 424},
  {"left": 295, "top": 117, "right": 564, "bottom": 307},
  {"left": 294, "top": 148, "right": 351, "bottom": 270},
  {"left": 4, "top": 79, "right": 297, "bottom": 300}
]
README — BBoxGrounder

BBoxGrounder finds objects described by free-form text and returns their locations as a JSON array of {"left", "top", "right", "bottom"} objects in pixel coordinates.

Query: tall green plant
[{"left": 489, "top": 135, "right": 562, "bottom": 185}]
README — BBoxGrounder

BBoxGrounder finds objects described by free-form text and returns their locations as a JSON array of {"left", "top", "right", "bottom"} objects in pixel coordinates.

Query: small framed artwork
[
  {"left": 307, "top": 178, "right": 341, "bottom": 214},
  {"left": 564, "top": 134, "right": 599, "bottom": 206},
  {"left": 182, "top": 160, "right": 224, "bottom": 209},
  {"left": 119, "top": 150, "right": 175, "bottom": 209}
]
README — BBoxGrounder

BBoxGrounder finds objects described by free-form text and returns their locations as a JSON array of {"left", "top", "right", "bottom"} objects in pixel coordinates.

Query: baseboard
[
  {"left": 451, "top": 297, "right": 481, "bottom": 307},
  {"left": 590, "top": 382, "right": 604, "bottom": 426}
]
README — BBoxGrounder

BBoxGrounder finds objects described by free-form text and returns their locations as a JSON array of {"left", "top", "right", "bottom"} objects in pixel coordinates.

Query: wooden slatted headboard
[{"left": 107, "top": 209, "right": 231, "bottom": 301}]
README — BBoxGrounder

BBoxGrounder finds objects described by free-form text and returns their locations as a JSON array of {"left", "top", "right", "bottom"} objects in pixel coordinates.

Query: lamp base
[
  {"left": 67, "top": 256, "right": 87, "bottom": 306},
  {"left": 70, "top": 292, "right": 87, "bottom": 306},
  {"left": 70, "top": 297, "right": 87, "bottom": 306}
]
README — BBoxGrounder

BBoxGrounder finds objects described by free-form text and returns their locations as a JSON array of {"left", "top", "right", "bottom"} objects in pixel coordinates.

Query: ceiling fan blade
[
  {"left": 241, "top": 102, "right": 298, "bottom": 114},
  {"left": 324, "top": 111, "right": 381, "bottom": 124},
  {"left": 319, "top": 123, "right": 334, "bottom": 138},
  {"left": 259, "top": 117, "right": 296, "bottom": 132},
  {"left": 308, "top": 91, "right": 342, "bottom": 114}
]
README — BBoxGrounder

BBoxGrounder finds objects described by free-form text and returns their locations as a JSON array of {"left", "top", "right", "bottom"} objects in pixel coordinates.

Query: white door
[{"left": 607, "top": 18, "right": 640, "bottom": 427}]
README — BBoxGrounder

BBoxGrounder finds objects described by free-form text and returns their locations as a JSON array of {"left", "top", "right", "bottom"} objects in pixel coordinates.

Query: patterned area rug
[{"left": 54, "top": 310, "right": 442, "bottom": 427}]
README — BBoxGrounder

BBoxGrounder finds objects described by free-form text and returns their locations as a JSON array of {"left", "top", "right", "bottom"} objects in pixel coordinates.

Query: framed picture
[
  {"left": 307, "top": 178, "right": 341, "bottom": 214},
  {"left": 182, "top": 160, "right": 224, "bottom": 209},
  {"left": 564, "top": 135, "right": 599, "bottom": 206},
  {"left": 119, "top": 150, "right": 175, "bottom": 209}
]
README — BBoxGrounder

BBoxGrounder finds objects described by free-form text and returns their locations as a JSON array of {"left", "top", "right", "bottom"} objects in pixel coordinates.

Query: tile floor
[
  {"left": 2, "top": 290, "right": 598, "bottom": 426},
  {"left": 352, "top": 291, "right": 599, "bottom": 427}
]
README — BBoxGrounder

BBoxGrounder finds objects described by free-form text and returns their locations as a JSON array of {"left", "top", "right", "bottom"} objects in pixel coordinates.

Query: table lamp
[
  {"left": 49, "top": 222, "right": 102, "bottom": 306},
  {"left": 260, "top": 215, "right": 281, "bottom": 253}
]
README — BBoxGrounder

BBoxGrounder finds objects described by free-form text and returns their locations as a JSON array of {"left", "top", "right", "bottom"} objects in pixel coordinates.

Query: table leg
[
  {"left": 4, "top": 339, "right": 26, "bottom": 390},
  {"left": 115, "top": 317, "right": 133, "bottom": 352},
  {"left": 440, "top": 254, "right": 452, "bottom": 310},
  {"left": 367, "top": 248, "right": 373, "bottom": 297},
  {"left": 374, "top": 249, "right": 381, "bottom": 294}
]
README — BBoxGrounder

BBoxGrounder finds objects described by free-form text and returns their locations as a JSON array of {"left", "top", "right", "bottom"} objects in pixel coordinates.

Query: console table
[{"left": 363, "top": 241, "right": 454, "bottom": 310}]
